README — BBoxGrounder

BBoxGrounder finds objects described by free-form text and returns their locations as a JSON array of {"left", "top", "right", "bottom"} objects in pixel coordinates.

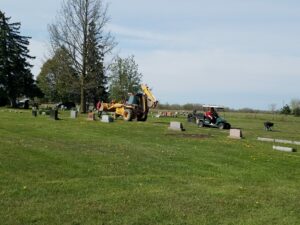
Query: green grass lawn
[{"left": 0, "top": 109, "right": 299, "bottom": 225}]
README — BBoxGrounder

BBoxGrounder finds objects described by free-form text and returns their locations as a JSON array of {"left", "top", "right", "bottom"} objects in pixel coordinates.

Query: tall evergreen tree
[
  {"left": 0, "top": 11, "right": 37, "bottom": 107},
  {"left": 85, "top": 21, "right": 108, "bottom": 106}
]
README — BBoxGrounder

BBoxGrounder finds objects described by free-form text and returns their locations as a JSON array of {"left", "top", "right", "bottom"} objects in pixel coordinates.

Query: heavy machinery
[{"left": 99, "top": 84, "right": 158, "bottom": 121}]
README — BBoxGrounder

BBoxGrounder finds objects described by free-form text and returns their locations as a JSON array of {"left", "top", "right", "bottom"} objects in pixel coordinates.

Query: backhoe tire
[
  {"left": 137, "top": 113, "right": 148, "bottom": 121},
  {"left": 123, "top": 109, "right": 133, "bottom": 121}
]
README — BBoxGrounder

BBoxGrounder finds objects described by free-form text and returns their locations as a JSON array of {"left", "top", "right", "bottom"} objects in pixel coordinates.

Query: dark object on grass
[
  {"left": 264, "top": 121, "right": 274, "bottom": 131},
  {"left": 32, "top": 107, "right": 37, "bottom": 117},
  {"left": 50, "top": 109, "right": 58, "bottom": 120}
]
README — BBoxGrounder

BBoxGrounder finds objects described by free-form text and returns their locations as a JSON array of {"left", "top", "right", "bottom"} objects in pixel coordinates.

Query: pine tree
[
  {"left": 85, "top": 21, "right": 108, "bottom": 106},
  {"left": 0, "top": 10, "right": 37, "bottom": 107}
]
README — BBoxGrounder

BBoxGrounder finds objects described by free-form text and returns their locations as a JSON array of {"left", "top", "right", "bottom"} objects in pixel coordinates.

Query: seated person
[{"left": 205, "top": 107, "right": 218, "bottom": 123}]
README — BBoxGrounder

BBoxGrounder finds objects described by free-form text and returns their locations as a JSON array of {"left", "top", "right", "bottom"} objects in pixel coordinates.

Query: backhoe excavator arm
[{"left": 141, "top": 84, "right": 158, "bottom": 108}]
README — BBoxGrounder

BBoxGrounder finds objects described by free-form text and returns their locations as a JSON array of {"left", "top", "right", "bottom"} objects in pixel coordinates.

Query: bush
[
  {"left": 293, "top": 107, "right": 300, "bottom": 117},
  {"left": 280, "top": 104, "right": 291, "bottom": 115}
]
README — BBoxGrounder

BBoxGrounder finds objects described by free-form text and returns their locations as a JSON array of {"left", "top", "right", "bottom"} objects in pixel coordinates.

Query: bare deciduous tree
[{"left": 48, "top": 0, "right": 115, "bottom": 112}]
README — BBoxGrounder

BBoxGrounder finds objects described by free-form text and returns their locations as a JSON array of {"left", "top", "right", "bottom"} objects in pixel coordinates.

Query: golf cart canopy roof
[{"left": 202, "top": 105, "right": 225, "bottom": 110}]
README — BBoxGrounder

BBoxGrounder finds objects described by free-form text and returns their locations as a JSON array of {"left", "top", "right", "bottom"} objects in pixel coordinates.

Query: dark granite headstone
[{"left": 50, "top": 109, "right": 58, "bottom": 120}]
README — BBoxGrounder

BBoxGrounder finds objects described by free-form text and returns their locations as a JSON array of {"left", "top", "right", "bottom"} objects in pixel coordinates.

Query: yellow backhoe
[{"left": 99, "top": 84, "right": 158, "bottom": 121}]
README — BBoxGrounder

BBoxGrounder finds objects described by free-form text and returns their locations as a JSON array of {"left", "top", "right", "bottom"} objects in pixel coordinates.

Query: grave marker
[
  {"left": 229, "top": 129, "right": 243, "bottom": 139},
  {"left": 87, "top": 112, "right": 95, "bottom": 121},
  {"left": 273, "top": 145, "right": 296, "bottom": 152},
  {"left": 70, "top": 110, "right": 77, "bottom": 119},
  {"left": 168, "top": 121, "right": 185, "bottom": 131},
  {"left": 101, "top": 115, "right": 114, "bottom": 123}
]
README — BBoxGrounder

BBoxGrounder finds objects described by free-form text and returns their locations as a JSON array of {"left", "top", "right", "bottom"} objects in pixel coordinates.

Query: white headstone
[
  {"left": 70, "top": 110, "right": 77, "bottom": 119},
  {"left": 273, "top": 145, "right": 295, "bottom": 152},
  {"left": 101, "top": 115, "right": 114, "bottom": 123},
  {"left": 293, "top": 141, "right": 300, "bottom": 146},
  {"left": 168, "top": 121, "right": 184, "bottom": 131},
  {"left": 229, "top": 129, "right": 242, "bottom": 139},
  {"left": 275, "top": 139, "right": 293, "bottom": 144},
  {"left": 257, "top": 137, "right": 274, "bottom": 142}
]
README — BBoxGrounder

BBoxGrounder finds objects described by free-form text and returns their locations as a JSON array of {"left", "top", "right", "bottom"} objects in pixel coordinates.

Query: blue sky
[{"left": 2, "top": 0, "right": 300, "bottom": 109}]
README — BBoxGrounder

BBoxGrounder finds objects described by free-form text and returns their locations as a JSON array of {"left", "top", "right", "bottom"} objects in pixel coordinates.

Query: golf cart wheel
[
  {"left": 218, "top": 123, "right": 225, "bottom": 129},
  {"left": 198, "top": 120, "right": 204, "bottom": 127},
  {"left": 123, "top": 109, "right": 133, "bottom": 121}
]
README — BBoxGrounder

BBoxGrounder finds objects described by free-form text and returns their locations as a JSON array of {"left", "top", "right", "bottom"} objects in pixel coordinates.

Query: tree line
[
  {"left": 157, "top": 101, "right": 300, "bottom": 116},
  {"left": 0, "top": 0, "right": 143, "bottom": 112},
  {"left": 279, "top": 99, "right": 300, "bottom": 116}
]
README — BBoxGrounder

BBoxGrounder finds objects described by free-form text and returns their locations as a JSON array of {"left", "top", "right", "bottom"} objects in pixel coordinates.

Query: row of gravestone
[
  {"left": 45, "top": 109, "right": 114, "bottom": 123},
  {"left": 33, "top": 110, "right": 241, "bottom": 137},
  {"left": 32, "top": 108, "right": 59, "bottom": 120},
  {"left": 168, "top": 121, "right": 243, "bottom": 139}
]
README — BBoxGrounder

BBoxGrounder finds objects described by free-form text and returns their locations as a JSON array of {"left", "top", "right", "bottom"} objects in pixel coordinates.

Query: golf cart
[{"left": 196, "top": 105, "right": 231, "bottom": 129}]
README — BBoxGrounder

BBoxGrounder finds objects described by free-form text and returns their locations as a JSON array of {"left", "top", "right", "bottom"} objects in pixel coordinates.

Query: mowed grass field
[{"left": 0, "top": 109, "right": 299, "bottom": 225}]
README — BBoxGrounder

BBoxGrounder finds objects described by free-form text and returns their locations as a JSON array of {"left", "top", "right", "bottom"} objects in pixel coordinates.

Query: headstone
[
  {"left": 273, "top": 145, "right": 295, "bottom": 152},
  {"left": 32, "top": 107, "right": 37, "bottom": 117},
  {"left": 293, "top": 141, "right": 300, "bottom": 146},
  {"left": 101, "top": 115, "right": 114, "bottom": 123},
  {"left": 168, "top": 121, "right": 185, "bottom": 131},
  {"left": 70, "top": 110, "right": 77, "bottom": 119},
  {"left": 257, "top": 137, "right": 274, "bottom": 142},
  {"left": 49, "top": 109, "right": 58, "bottom": 120},
  {"left": 229, "top": 129, "right": 242, "bottom": 139},
  {"left": 42, "top": 111, "right": 46, "bottom": 116},
  {"left": 87, "top": 112, "right": 95, "bottom": 121},
  {"left": 275, "top": 139, "right": 293, "bottom": 144}
]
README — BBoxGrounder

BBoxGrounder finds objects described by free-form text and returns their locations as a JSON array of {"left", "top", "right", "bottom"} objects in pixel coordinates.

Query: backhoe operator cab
[
  {"left": 197, "top": 105, "right": 231, "bottom": 129},
  {"left": 100, "top": 84, "right": 158, "bottom": 121}
]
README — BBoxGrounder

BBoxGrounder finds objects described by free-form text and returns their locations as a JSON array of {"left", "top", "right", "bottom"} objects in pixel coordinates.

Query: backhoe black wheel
[
  {"left": 198, "top": 120, "right": 204, "bottom": 127},
  {"left": 123, "top": 109, "right": 133, "bottom": 121},
  {"left": 137, "top": 113, "right": 148, "bottom": 121},
  {"left": 218, "top": 122, "right": 225, "bottom": 129}
]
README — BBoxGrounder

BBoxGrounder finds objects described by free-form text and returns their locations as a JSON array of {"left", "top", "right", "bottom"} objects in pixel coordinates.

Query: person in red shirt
[
  {"left": 205, "top": 107, "right": 218, "bottom": 123},
  {"left": 96, "top": 100, "right": 101, "bottom": 111},
  {"left": 96, "top": 100, "right": 102, "bottom": 117}
]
